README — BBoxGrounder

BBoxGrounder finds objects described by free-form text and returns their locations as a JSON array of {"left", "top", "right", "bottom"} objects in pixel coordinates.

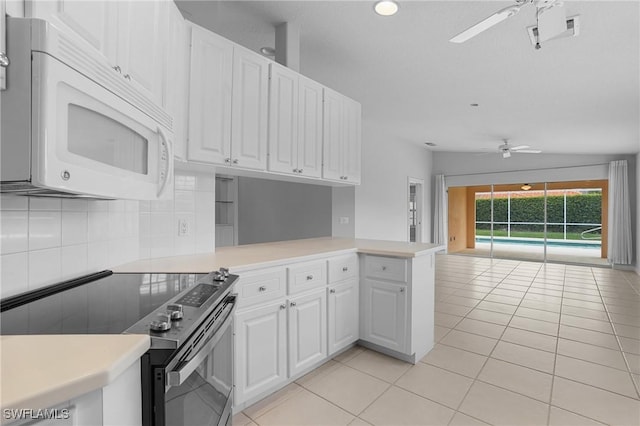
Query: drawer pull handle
[
  {"left": 258, "top": 286, "right": 267, "bottom": 292},
  {"left": 290, "top": 302, "right": 297, "bottom": 307},
  {"left": 280, "top": 304, "right": 286, "bottom": 310},
  {"left": 342, "top": 267, "right": 348, "bottom": 272},
  {"left": 306, "top": 275, "right": 313, "bottom": 280},
  {"left": 329, "top": 289, "right": 336, "bottom": 294},
  {"left": 382, "top": 266, "right": 387, "bottom": 271},
  {"left": 400, "top": 287, "right": 405, "bottom": 293}
]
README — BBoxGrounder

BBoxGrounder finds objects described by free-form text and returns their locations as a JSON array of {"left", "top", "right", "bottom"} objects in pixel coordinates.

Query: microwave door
[{"left": 31, "top": 52, "right": 173, "bottom": 200}]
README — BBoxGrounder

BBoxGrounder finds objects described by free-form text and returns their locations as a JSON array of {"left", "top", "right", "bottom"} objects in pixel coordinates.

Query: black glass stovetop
[{"left": 0, "top": 272, "right": 204, "bottom": 335}]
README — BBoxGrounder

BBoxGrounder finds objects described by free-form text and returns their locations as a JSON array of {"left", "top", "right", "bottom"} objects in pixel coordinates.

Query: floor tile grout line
[
  {"left": 547, "top": 264, "right": 568, "bottom": 425},
  {"left": 590, "top": 267, "right": 640, "bottom": 400},
  {"left": 440, "top": 256, "right": 635, "bottom": 425},
  {"left": 444, "top": 259, "right": 550, "bottom": 422}
]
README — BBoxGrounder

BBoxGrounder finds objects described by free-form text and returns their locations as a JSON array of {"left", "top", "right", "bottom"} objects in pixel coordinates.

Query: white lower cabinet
[
  {"left": 8, "top": 360, "right": 142, "bottom": 426},
  {"left": 234, "top": 300, "right": 287, "bottom": 405},
  {"left": 362, "top": 278, "right": 408, "bottom": 353},
  {"left": 328, "top": 279, "right": 359, "bottom": 356},
  {"left": 287, "top": 288, "right": 327, "bottom": 377}
]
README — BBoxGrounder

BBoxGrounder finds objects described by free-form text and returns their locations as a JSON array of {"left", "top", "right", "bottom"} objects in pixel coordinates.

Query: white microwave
[{"left": 1, "top": 18, "right": 174, "bottom": 200}]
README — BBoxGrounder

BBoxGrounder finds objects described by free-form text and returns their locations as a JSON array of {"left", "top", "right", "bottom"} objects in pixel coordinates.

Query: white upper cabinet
[
  {"left": 322, "top": 88, "right": 361, "bottom": 184},
  {"left": 27, "top": 0, "right": 166, "bottom": 106},
  {"left": 268, "top": 64, "right": 299, "bottom": 175},
  {"left": 27, "top": 0, "right": 118, "bottom": 64},
  {"left": 297, "top": 76, "right": 323, "bottom": 178},
  {"left": 268, "top": 63, "right": 322, "bottom": 178},
  {"left": 231, "top": 47, "right": 269, "bottom": 170},
  {"left": 188, "top": 25, "right": 233, "bottom": 164},
  {"left": 165, "top": 3, "right": 190, "bottom": 160},
  {"left": 116, "top": 0, "right": 167, "bottom": 106}
]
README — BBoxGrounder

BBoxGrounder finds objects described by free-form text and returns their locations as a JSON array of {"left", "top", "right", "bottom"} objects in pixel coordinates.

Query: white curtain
[
  {"left": 607, "top": 160, "right": 633, "bottom": 264},
  {"left": 433, "top": 174, "right": 447, "bottom": 246}
]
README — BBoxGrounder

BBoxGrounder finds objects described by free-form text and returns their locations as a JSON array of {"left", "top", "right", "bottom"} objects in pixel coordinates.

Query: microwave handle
[{"left": 157, "top": 127, "right": 174, "bottom": 198}]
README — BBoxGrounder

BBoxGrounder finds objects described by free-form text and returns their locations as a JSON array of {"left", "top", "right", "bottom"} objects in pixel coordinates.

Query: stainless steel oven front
[{"left": 152, "top": 294, "right": 236, "bottom": 426}]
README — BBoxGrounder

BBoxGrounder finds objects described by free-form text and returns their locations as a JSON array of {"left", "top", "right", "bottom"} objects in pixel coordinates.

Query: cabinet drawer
[
  {"left": 288, "top": 260, "right": 327, "bottom": 295},
  {"left": 236, "top": 267, "right": 286, "bottom": 308},
  {"left": 327, "top": 254, "right": 358, "bottom": 283},
  {"left": 364, "top": 256, "right": 407, "bottom": 282}
]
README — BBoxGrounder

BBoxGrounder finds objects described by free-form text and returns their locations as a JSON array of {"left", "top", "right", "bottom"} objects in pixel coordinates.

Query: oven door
[
  {"left": 160, "top": 297, "right": 236, "bottom": 426},
  {"left": 31, "top": 52, "right": 173, "bottom": 200}
]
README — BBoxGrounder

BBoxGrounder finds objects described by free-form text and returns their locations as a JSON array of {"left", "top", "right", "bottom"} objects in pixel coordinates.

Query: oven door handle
[{"left": 166, "top": 300, "right": 236, "bottom": 387}]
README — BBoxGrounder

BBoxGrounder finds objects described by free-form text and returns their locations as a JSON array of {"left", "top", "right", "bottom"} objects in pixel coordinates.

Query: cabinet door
[
  {"left": 322, "top": 88, "right": 343, "bottom": 181},
  {"left": 297, "top": 76, "right": 323, "bottom": 178},
  {"left": 342, "top": 98, "right": 362, "bottom": 184},
  {"left": 27, "top": 0, "right": 118, "bottom": 65},
  {"left": 234, "top": 301, "right": 287, "bottom": 405},
  {"left": 362, "top": 279, "right": 407, "bottom": 352},
  {"left": 188, "top": 26, "right": 233, "bottom": 164},
  {"left": 328, "top": 279, "right": 359, "bottom": 355},
  {"left": 165, "top": 3, "right": 190, "bottom": 160},
  {"left": 231, "top": 47, "right": 269, "bottom": 170},
  {"left": 288, "top": 289, "right": 327, "bottom": 377},
  {"left": 268, "top": 64, "right": 298, "bottom": 175},
  {"left": 116, "top": 0, "right": 166, "bottom": 104}
]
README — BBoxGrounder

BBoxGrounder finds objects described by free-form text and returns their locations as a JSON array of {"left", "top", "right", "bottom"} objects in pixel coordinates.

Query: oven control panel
[
  {"left": 124, "top": 268, "right": 238, "bottom": 348},
  {"left": 176, "top": 283, "right": 218, "bottom": 307}
]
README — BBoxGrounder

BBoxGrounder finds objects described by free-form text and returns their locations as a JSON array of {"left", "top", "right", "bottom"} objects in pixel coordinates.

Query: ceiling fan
[
  {"left": 496, "top": 140, "right": 542, "bottom": 158},
  {"left": 449, "top": 0, "right": 566, "bottom": 46}
]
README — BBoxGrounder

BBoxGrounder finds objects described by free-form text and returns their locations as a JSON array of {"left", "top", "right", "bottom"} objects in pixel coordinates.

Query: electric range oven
[{"left": 0, "top": 269, "right": 238, "bottom": 426}]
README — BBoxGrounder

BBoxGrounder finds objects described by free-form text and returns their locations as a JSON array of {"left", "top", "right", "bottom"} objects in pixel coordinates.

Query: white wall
[
  {"left": 332, "top": 186, "right": 355, "bottom": 237},
  {"left": 0, "top": 167, "right": 215, "bottom": 299},
  {"left": 354, "top": 120, "right": 433, "bottom": 242},
  {"left": 637, "top": 152, "right": 640, "bottom": 274}
]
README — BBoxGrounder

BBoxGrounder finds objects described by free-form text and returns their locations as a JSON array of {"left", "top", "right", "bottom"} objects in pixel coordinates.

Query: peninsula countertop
[
  {"left": 0, "top": 334, "right": 149, "bottom": 415},
  {"left": 114, "top": 237, "right": 445, "bottom": 273}
]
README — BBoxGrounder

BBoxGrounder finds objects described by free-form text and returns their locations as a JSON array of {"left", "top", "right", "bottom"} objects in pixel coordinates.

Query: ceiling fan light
[
  {"left": 521, "top": 184, "right": 532, "bottom": 191},
  {"left": 502, "top": 151, "right": 511, "bottom": 158},
  {"left": 374, "top": 1, "right": 399, "bottom": 16}
]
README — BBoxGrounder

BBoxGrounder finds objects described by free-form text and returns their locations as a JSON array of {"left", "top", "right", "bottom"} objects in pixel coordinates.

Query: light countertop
[
  {"left": 115, "top": 237, "right": 445, "bottom": 273},
  {"left": 0, "top": 334, "right": 149, "bottom": 413}
]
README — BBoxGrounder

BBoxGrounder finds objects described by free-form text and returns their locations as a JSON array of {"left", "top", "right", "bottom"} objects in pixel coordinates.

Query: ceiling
[{"left": 176, "top": 1, "right": 640, "bottom": 155}]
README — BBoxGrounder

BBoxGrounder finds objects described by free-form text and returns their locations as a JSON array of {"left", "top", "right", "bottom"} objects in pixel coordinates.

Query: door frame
[{"left": 407, "top": 177, "right": 424, "bottom": 243}]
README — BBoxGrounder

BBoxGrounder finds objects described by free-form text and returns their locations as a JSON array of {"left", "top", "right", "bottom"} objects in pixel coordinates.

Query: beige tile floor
[{"left": 233, "top": 254, "right": 640, "bottom": 426}]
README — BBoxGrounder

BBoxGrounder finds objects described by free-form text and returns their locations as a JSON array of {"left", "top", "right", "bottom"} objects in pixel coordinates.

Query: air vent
[{"left": 527, "top": 15, "right": 580, "bottom": 45}]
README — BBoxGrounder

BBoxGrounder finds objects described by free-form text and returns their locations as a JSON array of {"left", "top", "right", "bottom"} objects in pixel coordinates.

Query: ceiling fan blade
[
  {"left": 516, "top": 150, "right": 543, "bottom": 153},
  {"left": 510, "top": 145, "right": 531, "bottom": 150},
  {"left": 449, "top": 4, "right": 522, "bottom": 43}
]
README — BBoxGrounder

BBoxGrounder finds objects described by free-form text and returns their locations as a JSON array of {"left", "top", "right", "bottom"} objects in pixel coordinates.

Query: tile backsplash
[{"left": 0, "top": 168, "right": 216, "bottom": 299}]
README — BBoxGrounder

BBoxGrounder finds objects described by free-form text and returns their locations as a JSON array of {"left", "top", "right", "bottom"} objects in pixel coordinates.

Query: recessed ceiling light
[
  {"left": 374, "top": 1, "right": 399, "bottom": 16},
  {"left": 425, "top": 142, "right": 437, "bottom": 147},
  {"left": 470, "top": 103, "right": 479, "bottom": 107}
]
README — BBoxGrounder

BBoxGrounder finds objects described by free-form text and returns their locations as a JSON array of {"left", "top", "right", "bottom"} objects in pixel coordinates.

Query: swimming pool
[{"left": 475, "top": 236, "right": 601, "bottom": 249}]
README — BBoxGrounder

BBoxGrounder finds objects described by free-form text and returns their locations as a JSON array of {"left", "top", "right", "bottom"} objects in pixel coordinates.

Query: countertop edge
[{"left": 0, "top": 334, "right": 150, "bottom": 413}]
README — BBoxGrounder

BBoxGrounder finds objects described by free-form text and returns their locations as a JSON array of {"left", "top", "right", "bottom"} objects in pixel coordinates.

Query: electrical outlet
[
  {"left": 339, "top": 217, "right": 349, "bottom": 225},
  {"left": 178, "top": 218, "right": 190, "bottom": 236}
]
